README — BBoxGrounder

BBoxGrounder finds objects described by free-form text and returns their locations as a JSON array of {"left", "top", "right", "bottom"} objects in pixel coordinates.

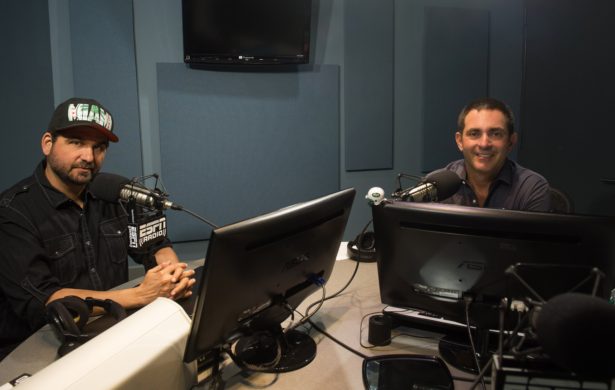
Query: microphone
[
  {"left": 533, "top": 293, "right": 615, "bottom": 377},
  {"left": 90, "top": 172, "right": 219, "bottom": 230},
  {"left": 90, "top": 173, "right": 182, "bottom": 211},
  {"left": 89, "top": 173, "right": 177, "bottom": 250},
  {"left": 393, "top": 170, "right": 461, "bottom": 202}
]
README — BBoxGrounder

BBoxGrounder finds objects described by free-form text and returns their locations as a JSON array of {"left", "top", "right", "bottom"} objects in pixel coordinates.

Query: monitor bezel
[
  {"left": 183, "top": 188, "right": 355, "bottom": 364},
  {"left": 372, "top": 201, "right": 615, "bottom": 327},
  {"left": 181, "top": 0, "right": 312, "bottom": 66}
]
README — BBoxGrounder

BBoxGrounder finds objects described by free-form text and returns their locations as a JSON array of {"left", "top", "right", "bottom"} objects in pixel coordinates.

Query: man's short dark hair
[
  {"left": 48, "top": 132, "right": 110, "bottom": 148},
  {"left": 456, "top": 97, "right": 515, "bottom": 135}
]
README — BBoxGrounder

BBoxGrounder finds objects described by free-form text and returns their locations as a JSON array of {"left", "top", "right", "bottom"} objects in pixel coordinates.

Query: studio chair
[{"left": 549, "top": 186, "right": 574, "bottom": 214}]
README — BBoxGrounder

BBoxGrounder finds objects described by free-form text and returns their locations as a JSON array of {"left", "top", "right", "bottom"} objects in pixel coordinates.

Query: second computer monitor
[{"left": 372, "top": 201, "right": 615, "bottom": 328}]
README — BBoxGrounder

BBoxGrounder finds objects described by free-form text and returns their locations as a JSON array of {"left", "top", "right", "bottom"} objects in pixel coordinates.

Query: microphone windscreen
[
  {"left": 89, "top": 172, "right": 130, "bottom": 203},
  {"left": 424, "top": 170, "right": 462, "bottom": 201},
  {"left": 535, "top": 293, "right": 615, "bottom": 377}
]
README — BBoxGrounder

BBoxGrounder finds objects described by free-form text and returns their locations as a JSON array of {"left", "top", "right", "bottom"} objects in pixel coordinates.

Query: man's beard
[{"left": 47, "top": 155, "right": 97, "bottom": 186}]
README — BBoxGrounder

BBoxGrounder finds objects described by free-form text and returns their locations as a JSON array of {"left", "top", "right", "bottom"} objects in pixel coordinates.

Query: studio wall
[
  {"left": 0, "top": 0, "right": 55, "bottom": 186},
  {"left": 13, "top": 1, "right": 612, "bottom": 246}
]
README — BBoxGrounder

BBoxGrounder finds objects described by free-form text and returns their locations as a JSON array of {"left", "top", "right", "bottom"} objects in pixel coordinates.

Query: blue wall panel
[
  {"left": 0, "top": 0, "right": 55, "bottom": 189},
  {"left": 421, "top": 6, "right": 490, "bottom": 173},
  {"left": 344, "top": 0, "right": 394, "bottom": 171},
  {"left": 70, "top": 0, "right": 143, "bottom": 177},
  {"left": 158, "top": 64, "right": 340, "bottom": 242}
]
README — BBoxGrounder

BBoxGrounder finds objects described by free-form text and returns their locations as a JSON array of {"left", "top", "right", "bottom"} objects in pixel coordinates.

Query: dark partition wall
[
  {"left": 0, "top": 0, "right": 55, "bottom": 189},
  {"left": 519, "top": 0, "right": 615, "bottom": 215},
  {"left": 157, "top": 64, "right": 340, "bottom": 242},
  {"left": 69, "top": 0, "right": 143, "bottom": 177},
  {"left": 421, "top": 6, "right": 490, "bottom": 173},
  {"left": 344, "top": 0, "right": 394, "bottom": 171},
  {"left": 0, "top": 0, "right": 534, "bottom": 245}
]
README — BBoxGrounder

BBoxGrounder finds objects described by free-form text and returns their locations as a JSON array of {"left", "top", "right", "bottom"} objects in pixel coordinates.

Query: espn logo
[{"left": 128, "top": 216, "right": 167, "bottom": 249}]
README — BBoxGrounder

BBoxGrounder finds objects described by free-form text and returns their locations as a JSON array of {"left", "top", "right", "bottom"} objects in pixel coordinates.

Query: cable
[
  {"left": 287, "top": 284, "right": 326, "bottom": 331},
  {"left": 452, "top": 375, "right": 482, "bottom": 384},
  {"left": 307, "top": 319, "right": 368, "bottom": 359},
  {"left": 179, "top": 206, "right": 219, "bottom": 229},
  {"left": 464, "top": 297, "right": 486, "bottom": 390},
  {"left": 301, "top": 285, "right": 326, "bottom": 321},
  {"left": 468, "top": 359, "right": 493, "bottom": 390},
  {"left": 354, "top": 219, "right": 375, "bottom": 264},
  {"left": 310, "top": 315, "right": 482, "bottom": 386},
  {"left": 302, "top": 219, "right": 372, "bottom": 316},
  {"left": 358, "top": 309, "right": 483, "bottom": 385},
  {"left": 197, "top": 349, "right": 226, "bottom": 390}
]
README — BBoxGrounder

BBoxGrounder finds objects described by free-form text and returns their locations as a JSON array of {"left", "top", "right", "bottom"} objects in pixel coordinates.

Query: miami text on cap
[{"left": 47, "top": 97, "right": 118, "bottom": 142}]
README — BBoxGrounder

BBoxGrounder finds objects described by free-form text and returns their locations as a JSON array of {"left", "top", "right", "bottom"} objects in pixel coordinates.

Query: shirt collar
[
  {"left": 495, "top": 159, "right": 514, "bottom": 186},
  {"left": 33, "top": 160, "right": 95, "bottom": 208},
  {"left": 458, "top": 158, "right": 514, "bottom": 186}
]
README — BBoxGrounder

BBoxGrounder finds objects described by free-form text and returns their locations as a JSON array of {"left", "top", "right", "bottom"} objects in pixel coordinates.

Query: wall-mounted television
[{"left": 182, "top": 0, "right": 312, "bottom": 65}]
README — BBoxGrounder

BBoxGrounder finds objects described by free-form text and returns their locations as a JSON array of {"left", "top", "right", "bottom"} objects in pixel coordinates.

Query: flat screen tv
[
  {"left": 182, "top": 0, "right": 312, "bottom": 65},
  {"left": 183, "top": 188, "right": 355, "bottom": 372},
  {"left": 372, "top": 201, "right": 615, "bottom": 329}
]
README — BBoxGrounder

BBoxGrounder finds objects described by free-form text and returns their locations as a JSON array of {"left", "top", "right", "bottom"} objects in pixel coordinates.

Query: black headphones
[
  {"left": 46, "top": 295, "right": 127, "bottom": 357},
  {"left": 347, "top": 231, "right": 377, "bottom": 262},
  {"left": 232, "top": 330, "right": 282, "bottom": 371}
]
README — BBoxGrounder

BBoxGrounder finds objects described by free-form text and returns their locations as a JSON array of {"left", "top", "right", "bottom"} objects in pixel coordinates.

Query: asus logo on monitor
[
  {"left": 457, "top": 261, "right": 485, "bottom": 271},
  {"left": 282, "top": 254, "right": 310, "bottom": 272}
]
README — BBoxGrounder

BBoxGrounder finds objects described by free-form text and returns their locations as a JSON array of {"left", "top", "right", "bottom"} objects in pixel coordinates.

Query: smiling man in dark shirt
[
  {"left": 0, "top": 98, "right": 195, "bottom": 359},
  {"left": 437, "top": 97, "right": 551, "bottom": 212}
]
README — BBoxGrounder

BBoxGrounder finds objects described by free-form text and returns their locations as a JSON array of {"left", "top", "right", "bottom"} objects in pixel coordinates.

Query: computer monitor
[
  {"left": 372, "top": 201, "right": 615, "bottom": 329},
  {"left": 183, "top": 188, "right": 355, "bottom": 372}
]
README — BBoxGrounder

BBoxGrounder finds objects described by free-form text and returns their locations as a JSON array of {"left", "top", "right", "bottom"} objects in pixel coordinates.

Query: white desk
[
  {"left": 216, "top": 259, "right": 449, "bottom": 390},
  {"left": 0, "top": 250, "right": 472, "bottom": 389}
]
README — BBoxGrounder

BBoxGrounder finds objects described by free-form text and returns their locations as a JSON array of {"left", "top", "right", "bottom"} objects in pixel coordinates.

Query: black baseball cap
[{"left": 47, "top": 97, "right": 118, "bottom": 142}]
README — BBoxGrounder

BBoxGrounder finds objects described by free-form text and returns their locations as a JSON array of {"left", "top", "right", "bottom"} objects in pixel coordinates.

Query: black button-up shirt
[
  {"left": 439, "top": 159, "right": 551, "bottom": 211},
  {"left": 0, "top": 161, "right": 170, "bottom": 357}
]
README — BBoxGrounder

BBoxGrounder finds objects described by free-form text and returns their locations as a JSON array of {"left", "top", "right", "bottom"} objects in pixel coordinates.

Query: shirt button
[
  {"left": 117, "top": 230, "right": 122, "bottom": 234},
  {"left": 472, "top": 199, "right": 477, "bottom": 204},
  {"left": 90, "top": 268, "right": 96, "bottom": 273},
  {"left": 85, "top": 241, "right": 91, "bottom": 246}
]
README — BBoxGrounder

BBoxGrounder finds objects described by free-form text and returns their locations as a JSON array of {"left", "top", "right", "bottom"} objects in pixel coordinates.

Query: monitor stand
[
  {"left": 234, "top": 327, "right": 317, "bottom": 373},
  {"left": 385, "top": 310, "right": 495, "bottom": 374},
  {"left": 438, "top": 329, "right": 492, "bottom": 374}
]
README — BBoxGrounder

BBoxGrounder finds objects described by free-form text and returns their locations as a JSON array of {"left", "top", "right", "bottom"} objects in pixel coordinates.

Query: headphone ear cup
[
  {"left": 85, "top": 298, "right": 127, "bottom": 322},
  {"left": 360, "top": 231, "right": 376, "bottom": 251},
  {"left": 58, "top": 296, "right": 91, "bottom": 330},
  {"left": 46, "top": 296, "right": 128, "bottom": 358},
  {"left": 46, "top": 296, "right": 91, "bottom": 335},
  {"left": 46, "top": 300, "right": 82, "bottom": 341},
  {"left": 46, "top": 296, "right": 92, "bottom": 357},
  {"left": 347, "top": 231, "right": 377, "bottom": 262},
  {"left": 234, "top": 331, "right": 282, "bottom": 370},
  {"left": 105, "top": 299, "right": 127, "bottom": 321}
]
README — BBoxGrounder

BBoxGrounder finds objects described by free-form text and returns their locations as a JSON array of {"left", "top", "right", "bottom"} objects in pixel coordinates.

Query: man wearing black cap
[{"left": 0, "top": 97, "right": 195, "bottom": 359}]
